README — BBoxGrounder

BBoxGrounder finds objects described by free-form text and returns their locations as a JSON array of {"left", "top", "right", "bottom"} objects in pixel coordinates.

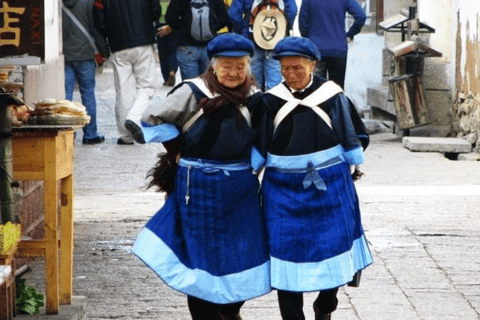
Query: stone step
[{"left": 402, "top": 137, "right": 472, "bottom": 153}]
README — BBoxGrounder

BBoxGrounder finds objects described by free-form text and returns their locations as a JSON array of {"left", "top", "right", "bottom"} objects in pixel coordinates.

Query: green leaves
[{"left": 15, "top": 278, "right": 45, "bottom": 315}]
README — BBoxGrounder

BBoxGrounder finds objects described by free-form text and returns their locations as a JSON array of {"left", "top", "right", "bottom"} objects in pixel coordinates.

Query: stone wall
[{"left": 452, "top": 94, "right": 480, "bottom": 152}]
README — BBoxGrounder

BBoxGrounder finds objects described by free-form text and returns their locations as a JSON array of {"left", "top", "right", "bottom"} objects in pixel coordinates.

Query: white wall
[
  {"left": 44, "top": 0, "right": 62, "bottom": 62},
  {"left": 452, "top": 0, "right": 480, "bottom": 94},
  {"left": 24, "top": 0, "right": 64, "bottom": 103},
  {"left": 419, "top": 0, "right": 480, "bottom": 95}
]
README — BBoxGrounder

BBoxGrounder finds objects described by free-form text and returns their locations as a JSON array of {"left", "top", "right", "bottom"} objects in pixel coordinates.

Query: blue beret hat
[
  {"left": 207, "top": 33, "right": 255, "bottom": 58},
  {"left": 273, "top": 36, "right": 321, "bottom": 61}
]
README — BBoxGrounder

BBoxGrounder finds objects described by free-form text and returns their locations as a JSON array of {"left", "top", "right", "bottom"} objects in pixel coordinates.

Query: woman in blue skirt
[
  {"left": 128, "top": 33, "right": 270, "bottom": 320},
  {"left": 253, "top": 36, "right": 373, "bottom": 320}
]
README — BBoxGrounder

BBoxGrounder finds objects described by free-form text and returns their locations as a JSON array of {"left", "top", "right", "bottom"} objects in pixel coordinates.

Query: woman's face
[
  {"left": 214, "top": 56, "right": 249, "bottom": 88},
  {"left": 279, "top": 56, "right": 316, "bottom": 91}
]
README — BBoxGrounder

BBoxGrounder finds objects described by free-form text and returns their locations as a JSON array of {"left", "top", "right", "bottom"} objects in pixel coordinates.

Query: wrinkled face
[
  {"left": 214, "top": 56, "right": 249, "bottom": 88},
  {"left": 279, "top": 56, "right": 316, "bottom": 91}
]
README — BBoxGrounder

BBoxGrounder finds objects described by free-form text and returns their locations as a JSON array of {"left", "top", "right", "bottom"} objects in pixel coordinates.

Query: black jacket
[
  {"left": 93, "top": 0, "right": 160, "bottom": 53},
  {"left": 165, "top": 0, "right": 232, "bottom": 47}
]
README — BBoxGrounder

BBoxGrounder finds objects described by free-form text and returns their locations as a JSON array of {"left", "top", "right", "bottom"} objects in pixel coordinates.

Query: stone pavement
[{"left": 21, "top": 65, "right": 480, "bottom": 320}]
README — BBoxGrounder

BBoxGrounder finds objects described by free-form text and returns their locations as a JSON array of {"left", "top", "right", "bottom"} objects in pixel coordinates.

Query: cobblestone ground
[{"left": 21, "top": 67, "right": 480, "bottom": 320}]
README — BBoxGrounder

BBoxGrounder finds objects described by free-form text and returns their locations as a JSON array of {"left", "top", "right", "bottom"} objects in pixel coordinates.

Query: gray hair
[
  {"left": 279, "top": 55, "right": 324, "bottom": 77},
  {"left": 211, "top": 56, "right": 253, "bottom": 76}
]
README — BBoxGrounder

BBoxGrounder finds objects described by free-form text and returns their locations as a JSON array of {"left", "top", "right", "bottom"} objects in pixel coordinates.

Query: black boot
[{"left": 219, "top": 314, "right": 242, "bottom": 320}]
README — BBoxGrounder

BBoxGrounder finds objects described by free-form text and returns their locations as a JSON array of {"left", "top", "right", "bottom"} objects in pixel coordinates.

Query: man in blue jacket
[
  {"left": 228, "top": 0, "right": 297, "bottom": 91},
  {"left": 299, "top": 0, "right": 366, "bottom": 89},
  {"left": 93, "top": 0, "right": 160, "bottom": 145}
]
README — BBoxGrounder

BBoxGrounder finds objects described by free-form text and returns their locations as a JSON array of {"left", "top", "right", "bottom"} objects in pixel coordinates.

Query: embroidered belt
[{"left": 265, "top": 146, "right": 346, "bottom": 191}]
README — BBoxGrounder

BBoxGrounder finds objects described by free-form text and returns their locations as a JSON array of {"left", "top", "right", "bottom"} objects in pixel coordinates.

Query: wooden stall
[{"left": 12, "top": 126, "right": 79, "bottom": 314}]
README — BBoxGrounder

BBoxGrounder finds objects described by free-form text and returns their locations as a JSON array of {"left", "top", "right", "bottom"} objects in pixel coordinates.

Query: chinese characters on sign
[
  {"left": 0, "top": 1, "right": 25, "bottom": 47},
  {"left": 0, "top": 0, "right": 44, "bottom": 60}
]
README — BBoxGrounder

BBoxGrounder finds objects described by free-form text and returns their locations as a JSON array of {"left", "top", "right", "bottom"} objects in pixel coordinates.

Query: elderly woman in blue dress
[
  {"left": 130, "top": 33, "right": 270, "bottom": 320},
  {"left": 253, "top": 36, "right": 373, "bottom": 320}
]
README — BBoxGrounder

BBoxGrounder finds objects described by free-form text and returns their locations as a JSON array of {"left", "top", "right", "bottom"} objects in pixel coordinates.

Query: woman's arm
[{"left": 140, "top": 84, "right": 200, "bottom": 144}]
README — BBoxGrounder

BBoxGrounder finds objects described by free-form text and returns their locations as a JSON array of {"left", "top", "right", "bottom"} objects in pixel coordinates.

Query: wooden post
[
  {"left": 0, "top": 244, "right": 17, "bottom": 320},
  {"left": 60, "top": 172, "right": 74, "bottom": 305},
  {"left": 43, "top": 135, "right": 59, "bottom": 314}
]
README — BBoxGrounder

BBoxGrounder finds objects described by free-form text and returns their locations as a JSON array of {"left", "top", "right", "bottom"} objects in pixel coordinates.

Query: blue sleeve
[
  {"left": 283, "top": 0, "right": 297, "bottom": 31},
  {"left": 345, "top": 0, "right": 366, "bottom": 39},
  {"left": 141, "top": 122, "right": 181, "bottom": 144},
  {"left": 298, "top": 0, "right": 309, "bottom": 37},
  {"left": 330, "top": 94, "right": 366, "bottom": 165},
  {"left": 228, "top": 0, "right": 249, "bottom": 37}
]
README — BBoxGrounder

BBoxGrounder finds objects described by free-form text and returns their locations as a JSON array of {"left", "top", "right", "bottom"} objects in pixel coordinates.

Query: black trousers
[
  {"left": 318, "top": 56, "right": 348, "bottom": 89},
  {"left": 187, "top": 295, "right": 244, "bottom": 320},
  {"left": 277, "top": 288, "right": 339, "bottom": 320}
]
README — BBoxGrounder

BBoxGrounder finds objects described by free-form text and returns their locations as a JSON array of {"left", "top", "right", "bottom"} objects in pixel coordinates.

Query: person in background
[
  {"left": 217, "top": 0, "right": 233, "bottom": 34},
  {"left": 299, "top": 0, "right": 366, "bottom": 89},
  {"left": 63, "top": 0, "right": 108, "bottom": 145},
  {"left": 165, "top": 0, "right": 232, "bottom": 81},
  {"left": 156, "top": 0, "right": 178, "bottom": 87},
  {"left": 255, "top": 36, "right": 373, "bottom": 320},
  {"left": 93, "top": 0, "right": 160, "bottom": 145},
  {"left": 131, "top": 33, "right": 270, "bottom": 320},
  {"left": 228, "top": 0, "right": 297, "bottom": 91}
]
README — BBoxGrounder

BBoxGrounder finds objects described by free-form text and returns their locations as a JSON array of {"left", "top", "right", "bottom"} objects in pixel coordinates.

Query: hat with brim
[
  {"left": 272, "top": 36, "right": 321, "bottom": 61},
  {"left": 253, "top": 9, "right": 287, "bottom": 50},
  {"left": 207, "top": 33, "right": 255, "bottom": 58}
]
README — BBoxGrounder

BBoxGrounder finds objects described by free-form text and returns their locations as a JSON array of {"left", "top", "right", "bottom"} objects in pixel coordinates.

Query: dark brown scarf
[{"left": 198, "top": 65, "right": 257, "bottom": 115}]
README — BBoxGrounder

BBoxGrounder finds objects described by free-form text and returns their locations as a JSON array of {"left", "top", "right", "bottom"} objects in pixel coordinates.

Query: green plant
[{"left": 15, "top": 278, "right": 45, "bottom": 315}]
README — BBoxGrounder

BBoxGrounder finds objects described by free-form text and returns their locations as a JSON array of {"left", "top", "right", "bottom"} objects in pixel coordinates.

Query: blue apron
[
  {"left": 133, "top": 158, "right": 271, "bottom": 303},
  {"left": 262, "top": 145, "right": 373, "bottom": 291}
]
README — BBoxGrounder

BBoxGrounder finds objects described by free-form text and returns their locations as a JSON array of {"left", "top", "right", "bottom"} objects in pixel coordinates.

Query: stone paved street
[{"left": 22, "top": 61, "right": 480, "bottom": 320}]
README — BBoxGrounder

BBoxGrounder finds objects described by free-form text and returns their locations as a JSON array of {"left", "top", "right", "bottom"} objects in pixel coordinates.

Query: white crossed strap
[
  {"left": 182, "top": 78, "right": 256, "bottom": 133},
  {"left": 268, "top": 80, "right": 344, "bottom": 133}
]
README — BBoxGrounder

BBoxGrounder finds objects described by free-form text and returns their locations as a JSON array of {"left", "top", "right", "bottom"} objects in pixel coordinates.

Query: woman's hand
[{"left": 157, "top": 25, "right": 172, "bottom": 38}]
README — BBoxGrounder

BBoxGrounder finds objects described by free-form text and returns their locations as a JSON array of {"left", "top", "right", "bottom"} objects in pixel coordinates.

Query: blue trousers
[
  {"left": 251, "top": 46, "right": 282, "bottom": 91},
  {"left": 65, "top": 60, "right": 100, "bottom": 140},
  {"left": 176, "top": 45, "right": 210, "bottom": 80}
]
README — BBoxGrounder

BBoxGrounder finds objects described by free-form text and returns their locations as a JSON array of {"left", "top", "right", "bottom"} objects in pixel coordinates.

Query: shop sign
[{"left": 0, "top": 0, "right": 44, "bottom": 60}]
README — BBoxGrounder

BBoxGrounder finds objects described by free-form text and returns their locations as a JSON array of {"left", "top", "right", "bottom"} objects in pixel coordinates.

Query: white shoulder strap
[
  {"left": 268, "top": 81, "right": 343, "bottom": 132},
  {"left": 185, "top": 78, "right": 217, "bottom": 99},
  {"left": 182, "top": 79, "right": 252, "bottom": 132}
]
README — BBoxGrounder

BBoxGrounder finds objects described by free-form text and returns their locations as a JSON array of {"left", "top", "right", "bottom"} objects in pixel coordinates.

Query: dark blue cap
[
  {"left": 273, "top": 36, "right": 321, "bottom": 61},
  {"left": 207, "top": 33, "right": 255, "bottom": 58}
]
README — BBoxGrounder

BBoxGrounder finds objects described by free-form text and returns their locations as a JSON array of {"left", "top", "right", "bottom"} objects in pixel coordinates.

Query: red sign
[{"left": 0, "top": 0, "right": 45, "bottom": 60}]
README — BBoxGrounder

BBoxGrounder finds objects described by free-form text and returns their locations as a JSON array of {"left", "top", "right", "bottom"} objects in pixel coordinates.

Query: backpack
[
  {"left": 249, "top": 0, "right": 285, "bottom": 27},
  {"left": 189, "top": 0, "right": 216, "bottom": 42}
]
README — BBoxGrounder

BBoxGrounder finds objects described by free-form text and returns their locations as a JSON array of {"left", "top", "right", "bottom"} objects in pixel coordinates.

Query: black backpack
[{"left": 189, "top": 0, "right": 216, "bottom": 42}]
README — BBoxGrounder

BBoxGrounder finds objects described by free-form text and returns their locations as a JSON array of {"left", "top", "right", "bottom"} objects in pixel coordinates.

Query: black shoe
[
  {"left": 220, "top": 314, "right": 242, "bottom": 320},
  {"left": 313, "top": 301, "right": 331, "bottom": 320},
  {"left": 82, "top": 135, "right": 105, "bottom": 145},
  {"left": 116, "top": 138, "right": 134, "bottom": 145},
  {"left": 125, "top": 120, "right": 146, "bottom": 144}
]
